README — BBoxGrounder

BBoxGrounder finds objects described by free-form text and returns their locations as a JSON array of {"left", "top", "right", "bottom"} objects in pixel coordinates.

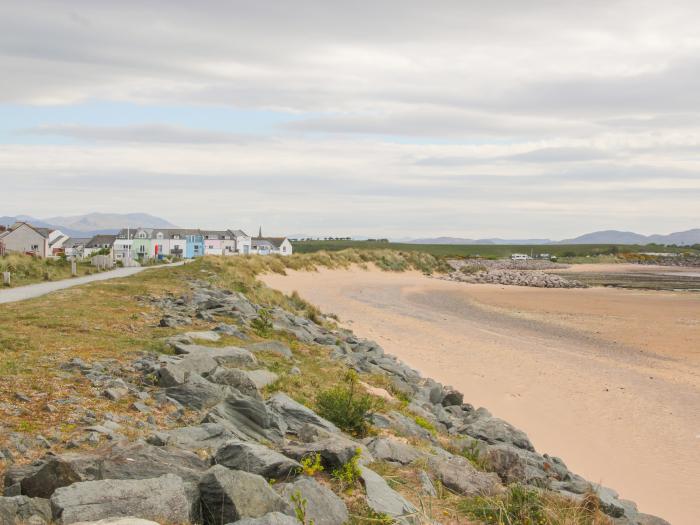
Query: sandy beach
[{"left": 262, "top": 266, "right": 700, "bottom": 525}]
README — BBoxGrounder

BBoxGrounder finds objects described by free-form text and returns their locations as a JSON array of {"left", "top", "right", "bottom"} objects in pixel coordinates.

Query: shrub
[
  {"left": 316, "top": 370, "right": 381, "bottom": 436},
  {"left": 331, "top": 447, "right": 362, "bottom": 490},
  {"left": 251, "top": 308, "right": 273, "bottom": 336},
  {"left": 298, "top": 452, "right": 324, "bottom": 476},
  {"left": 290, "top": 490, "right": 314, "bottom": 525},
  {"left": 461, "top": 440, "right": 487, "bottom": 470}
]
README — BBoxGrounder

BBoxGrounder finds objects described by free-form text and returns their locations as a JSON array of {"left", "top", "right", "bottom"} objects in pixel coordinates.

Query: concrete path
[{"left": 0, "top": 262, "right": 185, "bottom": 304}]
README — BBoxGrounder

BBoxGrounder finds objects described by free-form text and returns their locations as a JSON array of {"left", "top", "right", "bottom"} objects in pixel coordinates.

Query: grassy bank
[
  {"left": 0, "top": 253, "right": 615, "bottom": 524},
  {"left": 292, "top": 240, "right": 699, "bottom": 259},
  {"left": 0, "top": 253, "right": 97, "bottom": 287}
]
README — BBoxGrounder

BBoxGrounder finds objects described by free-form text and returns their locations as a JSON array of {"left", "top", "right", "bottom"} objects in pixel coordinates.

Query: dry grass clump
[{"left": 0, "top": 253, "right": 96, "bottom": 286}]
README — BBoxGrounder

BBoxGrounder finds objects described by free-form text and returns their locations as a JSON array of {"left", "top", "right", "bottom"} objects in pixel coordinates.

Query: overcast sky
[{"left": 1, "top": 1, "right": 699, "bottom": 238}]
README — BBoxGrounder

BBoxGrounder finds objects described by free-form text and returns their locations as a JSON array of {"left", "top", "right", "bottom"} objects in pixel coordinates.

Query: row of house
[{"left": 0, "top": 223, "right": 293, "bottom": 261}]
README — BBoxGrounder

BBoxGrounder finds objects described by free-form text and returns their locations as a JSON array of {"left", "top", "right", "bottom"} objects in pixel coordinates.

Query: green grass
[
  {"left": 292, "top": 240, "right": 699, "bottom": 259},
  {"left": 0, "top": 253, "right": 97, "bottom": 287}
]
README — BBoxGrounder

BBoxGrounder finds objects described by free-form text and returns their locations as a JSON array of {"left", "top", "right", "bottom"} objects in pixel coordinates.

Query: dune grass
[{"left": 0, "top": 253, "right": 99, "bottom": 287}]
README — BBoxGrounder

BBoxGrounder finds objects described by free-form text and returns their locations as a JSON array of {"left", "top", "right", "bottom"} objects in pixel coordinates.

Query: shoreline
[{"left": 262, "top": 265, "right": 700, "bottom": 525}]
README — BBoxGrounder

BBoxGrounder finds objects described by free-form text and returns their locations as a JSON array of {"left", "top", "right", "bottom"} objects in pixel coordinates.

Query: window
[{"left": 31, "top": 244, "right": 38, "bottom": 250}]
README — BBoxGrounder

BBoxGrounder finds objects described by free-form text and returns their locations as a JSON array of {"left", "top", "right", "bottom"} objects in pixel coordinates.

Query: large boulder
[
  {"left": 282, "top": 434, "right": 370, "bottom": 469},
  {"left": 232, "top": 513, "right": 300, "bottom": 525},
  {"left": 370, "top": 411, "right": 434, "bottom": 442},
  {"left": 427, "top": 453, "right": 502, "bottom": 496},
  {"left": 50, "top": 474, "right": 191, "bottom": 524},
  {"left": 0, "top": 495, "right": 52, "bottom": 524},
  {"left": 214, "top": 441, "right": 301, "bottom": 480},
  {"left": 457, "top": 408, "right": 534, "bottom": 451},
  {"left": 209, "top": 368, "right": 263, "bottom": 399},
  {"left": 203, "top": 392, "right": 287, "bottom": 444},
  {"left": 198, "top": 465, "right": 292, "bottom": 525},
  {"left": 359, "top": 466, "right": 417, "bottom": 525},
  {"left": 365, "top": 437, "right": 423, "bottom": 465},
  {"left": 266, "top": 393, "right": 338, "bottom": 435},
  {"left": 147, "top": 423, "right": 234, "bottom": 454},
  {"left": 276, "top": 476, "right": 348, "bottom": 525},
  {"left": 173, "top": 344, "right": 257, "bottom": 367},
  {"left": 4, "top": 453, "right": 99, "bottom": 498},
  {"left": 247, "top": 342, "right": 293, "bottom": 359},
  {"left": 165, "top": 373, "right": 229, "bottom": 410},
  {"left": 157, "top": 353, "right": 219, "bottom": 387},
  {"left": 72, "top": 519, "right": 160, "bottom": 525}
]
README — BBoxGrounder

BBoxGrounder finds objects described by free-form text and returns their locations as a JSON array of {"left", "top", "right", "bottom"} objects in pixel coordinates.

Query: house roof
[
  {"left": 254, "top": 237, "right": 287, "bottom": 248},
  {"left": 228, "top": 229, "right": 250, "bottom": 238},
  {"left": 8, "top": 222, "right": 52, "bottom": 238},
  {"left": 86, "top": 235, "right": 117, "bottom": 248},
  {"left": 64, "top": 237, "right": 91, "bottom": 248},
  {"left": 49, "top": 234, "right": 69, "bottom": 247}
]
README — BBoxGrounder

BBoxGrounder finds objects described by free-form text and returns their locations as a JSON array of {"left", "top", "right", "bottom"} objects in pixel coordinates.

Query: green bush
[
  {"left": 251, "top": 308, "right": 273, "bottom": 336},
  {"left": 331, "top": 447, "right": 362, "bottom": 490},
  {"left": 316, "top": 370, "right": 381, "bottom": 436}
]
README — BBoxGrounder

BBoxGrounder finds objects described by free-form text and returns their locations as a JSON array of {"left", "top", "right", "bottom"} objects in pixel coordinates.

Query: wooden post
[
  {"left": 71, "top": 261, "right": 77, "bottom": 276},
  {"left": 2, "top": 272, "right": 10, "bottom": 286}
]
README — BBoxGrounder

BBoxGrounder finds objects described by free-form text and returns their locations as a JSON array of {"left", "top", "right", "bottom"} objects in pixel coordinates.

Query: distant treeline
[{"left": 290, "top": 240, "right": 700, "bottom": 258}]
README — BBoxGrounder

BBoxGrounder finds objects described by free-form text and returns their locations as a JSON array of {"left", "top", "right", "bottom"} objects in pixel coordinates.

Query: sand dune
[{"left": 262, "top": 266, "right": 700, "bottom": 525}]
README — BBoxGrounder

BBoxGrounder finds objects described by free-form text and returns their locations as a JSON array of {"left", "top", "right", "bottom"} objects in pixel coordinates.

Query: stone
[
  {"left": 184, "top": 330, "right": 221, "bottom": 342},
  {"left": 427, "top": 453, "right": 502, "bottom": 496},
  {"left": 289, "top": 367, "right": 301, "bottom": 376},
  {"left": 172, "top": 344, "right": 257, "bottom": 367},
  {"left": 103, "top": 388, "right": 128, "bottom": 402},
  {"left": 365, "top": 437, "right": 422, "bottom": 465},
  {"left": 266, "top": 393, "right": 338, "bottom": 435},
  {"left": 635, "top": 513, "right": 671, "bottom": 525},
  {"left": 214, "top": 323, "right": 249, "bottom": 339},
  {"left": 370, "top": 412, "right": 433, "bottom": 442},
  {"left": 245, "top": 369, "right": 279, "bottom": 390},
  {"left": 203, "top": 392, "right": 286, "bottom": 444},
  {"left": 0, "top": 495, "right": 52, "bottom": 524},
  {"left": 440, "top": 388, "right": 463, "bottom": 407},
  {"left": 73, "top": 516, "right": 159, "bottom": 525},
  {"left": 247, "top": 341, "right": 293, "bottom": 359},
  {"left": 209, "top": 368, "right": 263, "bottom": 399},
  {"left": 198, "top": 465, "right": 292, "bottom": 525},
  {"left": 232, "top": 512, "right": 300, "bottom": 525},
  {"left": 418, "top": 470, "right": 437, "bottom": 497},
  {"left": 282, "top": 434, "right": 370, "bottom": 469},
  {"left": 458, "top": 408, "right": 534, "bottom": 451},
  {"left": 276, "top": 476, "right": 348, "bottom": 525},
  {"left": 50, "top": 474, "right": 191, "bottom": 524},
  {"left": 146, "top": 423, "right": 234, "bottom": 453},
  {"left": 165, "top": 374, "right": 229, "bottom": 410},
  {"left": 214, "top": 440, "right": 301, "bottom": 480},
  {"left": 359, "top": 466, "right": 417, "bottom": 524}
]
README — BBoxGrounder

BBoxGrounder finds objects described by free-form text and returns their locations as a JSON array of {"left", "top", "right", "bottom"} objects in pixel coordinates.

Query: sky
[{"left": 1, "top": 1, "right": 699, "bottom": 239}]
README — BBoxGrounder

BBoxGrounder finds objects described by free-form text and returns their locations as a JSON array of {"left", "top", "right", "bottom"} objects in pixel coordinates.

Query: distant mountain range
[
  {"left": 409, "top": 229, "right": 700, "bottom": 246},
  {"left": 0, "top": 213, "right": 178, "bottom": 238}
]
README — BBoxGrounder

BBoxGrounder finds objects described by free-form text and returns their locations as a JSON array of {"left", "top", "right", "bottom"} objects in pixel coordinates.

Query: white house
[
  {"left": 0, "top": 222, "right": 51, "bottom": 257},
  {"left": 251, "top": 236, "right": 293, "bottom": 256},
  {"left": 84, "top": 235, "right": 117, "bottom": 258},
  {"left": 231, "top": 229, "right": 251, "bottom": 255}
]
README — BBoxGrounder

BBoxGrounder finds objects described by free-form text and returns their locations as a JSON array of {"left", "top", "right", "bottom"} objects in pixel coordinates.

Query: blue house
[{"left": 185, "top": 233, "right": 205, "bottom": 258}]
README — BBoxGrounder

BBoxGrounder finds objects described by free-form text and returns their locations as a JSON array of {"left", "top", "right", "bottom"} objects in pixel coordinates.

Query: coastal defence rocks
[
  {"left": 0, "top": 278, "right": 667, "bottom": 525},
  {"left": 444, "top": 258, "right": 586, "bottom": 288}
]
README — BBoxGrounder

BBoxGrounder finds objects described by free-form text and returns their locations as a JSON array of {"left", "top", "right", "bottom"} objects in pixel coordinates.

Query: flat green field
[{"left": 291, "top": 240, "right": 697, "bottom": 259}]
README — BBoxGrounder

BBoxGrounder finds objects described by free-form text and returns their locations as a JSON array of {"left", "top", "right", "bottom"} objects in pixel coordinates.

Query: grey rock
[
  {"left": 440, "top": 388, "right": 463, "bottom": 407},
  {"left": 147, "top": 423, "right": 234, "bottom": 453},
  {"left": 365, "top": 437, "right": 422, "bottom": 465},
  {"left": 0, "top": 495, "right": 52, "bottom": 524},
  {"left": 427, "top": 453, "right": 502, "bottom": 496},
  {"left": 173, "top": 344, "right": 257, "bottom": 367},
  {"left": 458, "top": 408, "right": 534, "bottom": 451},
  {"left": 184, "top": 330, "right": 221, "bottom": 342},
  {"left": 247, "top": 341, "right": 293, "bottom": 359},
  {"left": 209, "top": 368, "right": 263, "bottom": 399},
  {"left": 370, "top": 411, "right": 433, "bottom": 442},
  {"left": 214, "top": 323, "right": 249, "bottom": 339},
  {"left": 50, "top": 474, "right": 191, "bottom": 524},
  {"left": 266, "top": 393, "right": 338, "bottom": 435},
  {"left": 232, "top": 512, "right": 300, "bottom": 525},
  {"left": 360, "top": 466, "right": 417, "bottom": 524},
  {"left": 165, "top": 374, "right": 229, "bottom": 410},
  {"left": 71, "top": 519, "right": 160, "bottom": 525},
  {"left": 214, "top": 441, "right": 301, "bottom": 480},
  {"left": 418, "top": 470, "right": 437, "bottom": 497},
  {"left": 282, "top": 434, "right": 370, "bottom": 469},
  {"left": 199, "top": 465, "right": 292, "bottom": 525},
  {"left": 103, "top": 388, "right": 128, "bottom": 402},
  {"left": 203, "top": 392, "right": 286, "bottom": 444},
  {"left": 246, "top": 369, "right": 279, "bottom": 390},
  {"left": 635, "top": 513, "right": 671, "bottom": 525},
  {"left": 276, "top": 476, "right": 348, "bottom": 525},
  {"left": 289, "top": 367, "right": 301, "bottom": 376}
]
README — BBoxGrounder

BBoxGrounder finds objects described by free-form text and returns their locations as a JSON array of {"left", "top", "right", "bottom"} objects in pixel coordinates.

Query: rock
[
  {"left": 484, "top": 445, "right": 526, "bottom": 484},
  {"left": 214, "top": 323, "right": 249, "bottom": 339},
  {"left": 282, "top": 434, "right": 370, "bottom": 469},
  {"left": 3, "top": 454, "right": 95, "bottom": 499},
  {"left": 198, "top": 465, "right": 292, "bottom": 525},
  {"left": 208, "top": 368, "right": 263, "bottom": 399},
  {"left": 635, "top": 513, "right": 671, "bottom": 525},
  {"left": 418, "top": 470, "right": 437, "bottom": 497},
  {"left": 458, "top": 408, "right": 534, "bottom": 451},
  {"left": 427, "top": 453, "right": 502, "bottom": 496},
  {"left": 173, "top": 344, "right": 257, "bottom": 367},
  {"left": 276, "top": 476, "right": 348, "bottom": 525},
  {"left": 50, "top": 474, "right": 191, "bottom": 524},
  {"left": 359, "top": 466, "right": 417, "bottom": 524},
  {"left": 266, "top": 393, "right": 338, "bottom": 435},
  {"left": 157, "top": 353, "right": 219, "bottom": 387},
  {"left": 73, "top": 516, "right": 159, "bottom": 525},
  {"left": 370, "top": 411, "right": 433, "bottom": 442},
  {"left": 147, "top": 423, "right": 234, "bottom": 453},
  {"left": 214, "top": 441, "right": 301, "bottom": 480},
  {"left": 232, "top": 512, "right": 300, "bottom": 525},
  {"left": 440, "top": 388, "right": 463, "bottom": 407},
  {"left": 247, "top": 341, "right": 293, "bottom": 359},
  {"left": 0, "top": 495, "right": 52, "bottom": 524},
  {"left": 130, "top": 402, "right": 151, "bottom": 414},
  {"left": 365, "top": 437, "right": 422, "bottom": 465},
  {"left": 103, "top": 388, "right": 128, "bottom": 402},
  {"left": 165, "top": 374, "right": 229, "bottom": 410},
  {"left": 184, "top": 330, "right": 221, "bottom": 342},
  {"left": 289, "top": 367, "right": 301, "bottom": 376},
  {"left": 203, "top": 392, "right": 286, "bottom": 444},
  {"left": 245, "top": 369, "right": 279, "bottom": 390}
]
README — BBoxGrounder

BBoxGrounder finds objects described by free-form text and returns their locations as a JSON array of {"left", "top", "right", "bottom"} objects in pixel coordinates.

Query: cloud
[{"left": 25, "top": 124, "right": 249, "bottom": 144}]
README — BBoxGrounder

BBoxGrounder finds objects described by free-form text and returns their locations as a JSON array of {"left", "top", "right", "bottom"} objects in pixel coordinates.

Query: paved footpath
[{"left": 0, "top": 262, "right": 184, "bottom": 305}]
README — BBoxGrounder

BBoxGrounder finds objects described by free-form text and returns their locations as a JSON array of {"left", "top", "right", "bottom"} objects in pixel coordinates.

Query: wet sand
[{"left": 262, "top": 266, "right": 700, "bottom": 525}]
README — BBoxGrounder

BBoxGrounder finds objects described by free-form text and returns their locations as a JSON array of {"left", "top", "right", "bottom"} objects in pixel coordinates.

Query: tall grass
[{"left": 0, "top": 253, "right": 90, "bottom": 286}]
